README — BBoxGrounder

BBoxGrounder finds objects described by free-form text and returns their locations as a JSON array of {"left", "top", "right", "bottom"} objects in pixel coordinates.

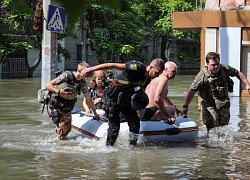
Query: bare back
[{"left": 145, "top": 74, "right": 169, "bottom": 108}]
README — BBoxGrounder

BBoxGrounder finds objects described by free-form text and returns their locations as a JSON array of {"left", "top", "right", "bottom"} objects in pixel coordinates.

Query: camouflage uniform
[
  {"left": 190, "top": 64, "right": 238, "bottom": 130},
  {"left": 50, "top": 71, "right": 87, "bottom": 140}
]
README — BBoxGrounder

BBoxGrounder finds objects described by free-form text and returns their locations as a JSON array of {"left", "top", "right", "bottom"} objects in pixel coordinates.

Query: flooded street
[{"left": 0, "top": 76, "right": 250, "bottom": 179}]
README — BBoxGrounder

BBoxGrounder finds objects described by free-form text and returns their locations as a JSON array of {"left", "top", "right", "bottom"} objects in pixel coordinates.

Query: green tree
[
  {"left": 0, "top": 0, "right": 74, "bottom": 77},
  {"left": 3, "top": 0, "right": 201, "bottom": 78},
  {"left": 85, "top": 0, "right": 145, "bottom": 63},
  {"left": 0, "top": 0, "right": 35, "bottom": 77},
  {"left": 132, "top": 0, "right": 200, "bottom": 61},
  {"left": 1, "top": 0, "right": 139, "bottom": 77}
]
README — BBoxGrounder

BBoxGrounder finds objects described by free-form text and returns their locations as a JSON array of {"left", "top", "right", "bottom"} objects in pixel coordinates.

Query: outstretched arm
[
  {"left": 182, "top": 89, "right": 196, "bottom": 116},
  {"left": 84, "top": 92, "right": 99, "bottom": 120},
  {"left": 154, "top": 77, "right": 175, "bottom": 122},
  {"left": 81, "top": 63, "right": 126, "bottom": 77},
  {"left": 236, "top": 71, "right": 250, "bottom": 93},
  {"left": 82, "top": 97, "right": 91, "bottom": 115}
]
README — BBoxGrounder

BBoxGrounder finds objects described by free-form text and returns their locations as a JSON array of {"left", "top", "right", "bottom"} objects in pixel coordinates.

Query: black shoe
[
  {"left": 129, "top": 139, "right": 137, "bottom": 146},
  {"left": 129, "top": 132, "right": 138, "bottom": 146},
  {"left": 106, "top": 136, "right": 115, "bottom": 147}
]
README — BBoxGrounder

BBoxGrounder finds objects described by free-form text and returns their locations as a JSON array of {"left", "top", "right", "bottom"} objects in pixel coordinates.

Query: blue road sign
[{"left": 46, "top": 4, "right": 66, "bottom": 33}]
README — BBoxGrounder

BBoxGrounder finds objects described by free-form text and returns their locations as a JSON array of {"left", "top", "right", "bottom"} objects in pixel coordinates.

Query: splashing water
[{"left": 198, "top": 125, "right": 236, "bottom": 147}]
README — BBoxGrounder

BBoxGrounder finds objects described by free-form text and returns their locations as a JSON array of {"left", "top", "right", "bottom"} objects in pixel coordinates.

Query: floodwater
[{"left": 0, "top": 75, "right": 250, "bottom": 179}]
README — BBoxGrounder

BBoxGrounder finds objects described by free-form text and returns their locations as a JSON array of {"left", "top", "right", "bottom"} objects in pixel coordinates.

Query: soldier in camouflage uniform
[
  {"left": 46, "top": 62, "right": 99, "bottom": 140},
  {"left": 181, "top": 52, "right": 250, "bottom": 132}
]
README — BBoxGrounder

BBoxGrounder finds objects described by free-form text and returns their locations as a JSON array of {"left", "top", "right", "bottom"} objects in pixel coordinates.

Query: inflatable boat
[{"left": 71, "top": 112, "right": 199, "bottom": 143}]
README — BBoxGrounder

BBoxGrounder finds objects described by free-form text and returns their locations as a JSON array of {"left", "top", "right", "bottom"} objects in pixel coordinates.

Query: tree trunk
[
  {"left": 27, "top": 49, "right": 42, "bottom": 78},
  {"left": 160, "top": 36, "right": 168, "bottom": 61}
]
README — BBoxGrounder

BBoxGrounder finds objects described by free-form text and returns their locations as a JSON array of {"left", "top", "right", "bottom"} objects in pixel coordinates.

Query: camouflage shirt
[
  {"left": 55, "top": 71, "right": 87, "bottom": 97},
  {"left": 190, "top": 64, "right": 238, "bottom": 101},
  {"left": 190, "top": 64, "right": 238, "bottom": 93}
]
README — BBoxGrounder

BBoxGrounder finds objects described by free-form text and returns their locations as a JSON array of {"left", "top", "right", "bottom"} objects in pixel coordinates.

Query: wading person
[
  {"left": 46, "top": 62, "right": 99, "bottom": 140},
  {"left": 140, "top": 61, "right": 181, "bottom": 124},
  {"left": 181, "top": 52, "right": 250, "bottom": 133},
  {"left": 81, "top": 58, "right": 165, "bottom": 147}
]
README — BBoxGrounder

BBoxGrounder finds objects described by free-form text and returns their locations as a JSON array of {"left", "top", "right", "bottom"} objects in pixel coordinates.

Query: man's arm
[
  {"left": 182, "top": 89, "right": 196, "bottom": 116},
  {"left": 154, "top": 77, "right": 174, "bottom": 118},
  {"left": 236, "top": 71, "right": 250, "bottom": 92},
  {"left": 164, "top": 97, "right": 173, "bottom": 105},
  {"left": 46, "top": 79, "right": 60, "bottom": 94},
  {"left": 84, "top": 92, "right": 99, "bottom": 119},
  {"left": 82, "top": 97, "right": 91, "bottom": 115},
  {"left": 82, "top": 63, "right": 126, "bottom": 77},
  {"left": 46, "top": 79, "right": 72, "bottom": 99}
]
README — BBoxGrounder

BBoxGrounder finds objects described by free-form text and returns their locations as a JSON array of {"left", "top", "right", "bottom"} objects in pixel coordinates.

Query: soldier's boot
[
  {"left": 106, "top": 135, "right": 116, "bottom": 147},
  {"left": 129, "top": 132, "right": 138, "bottom": 146}
]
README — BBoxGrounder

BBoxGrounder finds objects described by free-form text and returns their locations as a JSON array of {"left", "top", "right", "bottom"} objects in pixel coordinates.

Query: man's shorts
[{"left": 139, "top": 107, "right": 158, "bottom": 121}]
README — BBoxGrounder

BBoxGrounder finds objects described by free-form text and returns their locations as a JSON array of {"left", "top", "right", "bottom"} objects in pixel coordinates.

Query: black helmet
[{"left": 131, "top": 91, "right": 149, "bottom": 110}]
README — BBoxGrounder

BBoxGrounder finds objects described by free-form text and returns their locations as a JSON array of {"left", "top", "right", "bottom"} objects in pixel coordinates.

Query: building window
[{"left": 76, "top": 44, "right": 82, "bottom": 62}]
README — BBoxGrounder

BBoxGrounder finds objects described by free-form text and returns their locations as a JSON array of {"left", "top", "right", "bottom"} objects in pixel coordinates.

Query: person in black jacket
[{"left": 81, "top": 58, "right": 165, "bottom": 146}]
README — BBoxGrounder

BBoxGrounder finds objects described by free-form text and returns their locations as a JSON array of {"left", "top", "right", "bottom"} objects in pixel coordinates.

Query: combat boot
[
  {"left": 129, "top": 132, "right": 138, "bottom": 146},
  {"left": 106, "top": 135, "right": 115, "bottom": 147}
]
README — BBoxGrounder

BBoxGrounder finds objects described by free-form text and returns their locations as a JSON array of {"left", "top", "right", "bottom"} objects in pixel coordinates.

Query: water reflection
[
  {"left": 238, "top": 97, "right": 250, "bottom": 132},
  {"left": 0, "top": 76, "right": 249, "bottom": 179}
]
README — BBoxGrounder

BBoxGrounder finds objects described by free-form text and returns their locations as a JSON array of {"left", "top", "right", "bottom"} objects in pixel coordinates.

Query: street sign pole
[{"left": 41, "top": 0, "right": 58, "bottom": 89}]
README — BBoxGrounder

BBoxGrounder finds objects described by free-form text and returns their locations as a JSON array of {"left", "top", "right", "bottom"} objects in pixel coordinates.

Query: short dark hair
[
  {"left": 150, "top": 58, "right": 165, "bottom": 71},
  {"left": 205, "top": 52, "right": 220, "bottom": 64},
  {"left": 78, "top": 61, "right": 89, "bottom": 69}
]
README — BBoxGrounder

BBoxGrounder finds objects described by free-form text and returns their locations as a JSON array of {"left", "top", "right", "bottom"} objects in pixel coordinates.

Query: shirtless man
[{"left": 139, "top": 61, "right": 181, "bottom": 124}]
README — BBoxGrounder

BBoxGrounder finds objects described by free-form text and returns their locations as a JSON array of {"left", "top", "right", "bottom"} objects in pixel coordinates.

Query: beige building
[{"left": 173, "top": 0, "right": 250, "bottom": 96}]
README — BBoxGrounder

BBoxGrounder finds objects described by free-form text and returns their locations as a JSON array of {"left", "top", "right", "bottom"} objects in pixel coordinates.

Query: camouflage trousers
[
  {"left": 201, "top": 100, "right": 230, "bottom": 131},
  {"left": 55, "top": 109, "right": 72, "bottom": 140}
]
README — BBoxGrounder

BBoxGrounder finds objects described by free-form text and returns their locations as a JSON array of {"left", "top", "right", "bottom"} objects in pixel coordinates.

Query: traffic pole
[{"left": 41, "top": 0, "right": 58, "bottom": 89}]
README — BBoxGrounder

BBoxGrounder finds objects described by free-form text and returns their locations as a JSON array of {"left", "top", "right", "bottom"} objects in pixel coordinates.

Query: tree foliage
[
  {"left": 0, "top": 0, "right": 76, "bottom": 77},
  {"left": 85, "top": 0, "right": 145, "bottom": 63},
  {"left": 0, "top": 0, "right": 34, "bottom": 63},
  {"left": 132, "top": 0, "right": 200, "bottom": 61},
  {"left": 1, "top": 0, "right": 201, "bottom": 78}
]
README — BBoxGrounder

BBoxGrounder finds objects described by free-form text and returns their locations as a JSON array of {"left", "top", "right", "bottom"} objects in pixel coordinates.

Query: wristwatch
[{"left": 183, "top": 105, "right": 188, "bottom": 108}]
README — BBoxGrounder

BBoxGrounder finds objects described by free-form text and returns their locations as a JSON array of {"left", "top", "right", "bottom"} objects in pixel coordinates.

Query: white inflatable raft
[{"left": 71, "top": 112, "right": 199, "bottom": 142}]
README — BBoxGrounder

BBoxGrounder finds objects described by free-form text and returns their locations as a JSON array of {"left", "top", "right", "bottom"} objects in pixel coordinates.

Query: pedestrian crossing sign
[{"left": 46, "top": 4, "right": 66, "bottom": 33}]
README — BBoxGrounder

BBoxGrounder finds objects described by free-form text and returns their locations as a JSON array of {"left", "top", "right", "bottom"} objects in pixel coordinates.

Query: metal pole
[
  {"left": 41, "top": 0, "right": 58, "bottom": 89},
  {"left": 81, "top": 15, "right": 87, "bottom": 62}
]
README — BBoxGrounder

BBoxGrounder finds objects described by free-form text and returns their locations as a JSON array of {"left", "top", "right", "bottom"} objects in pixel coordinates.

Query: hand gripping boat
[{"left": 71, "top": 112, "right": 199, "bottom": 143}]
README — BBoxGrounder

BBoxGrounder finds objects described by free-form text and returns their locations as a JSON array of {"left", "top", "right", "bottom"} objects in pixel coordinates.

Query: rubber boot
[{"left": 129, "top": 132, "right": 138, "bottom": 146}]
